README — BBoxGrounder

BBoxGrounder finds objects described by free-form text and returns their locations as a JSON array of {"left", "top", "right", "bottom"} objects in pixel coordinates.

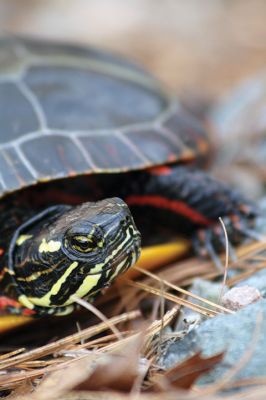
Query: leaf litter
[{"left": 1, "top": 237, "right": 266, "bottom": 399}]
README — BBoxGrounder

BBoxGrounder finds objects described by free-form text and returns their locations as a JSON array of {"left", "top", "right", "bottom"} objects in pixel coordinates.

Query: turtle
[{"left": 0, "top": 36, "right": 257, "bottom": 317}]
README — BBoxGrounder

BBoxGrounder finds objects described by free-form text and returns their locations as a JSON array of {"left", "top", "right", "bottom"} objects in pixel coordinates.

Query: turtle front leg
[{"left": 124, "top": 165, "right": 258, "bottom": 267}]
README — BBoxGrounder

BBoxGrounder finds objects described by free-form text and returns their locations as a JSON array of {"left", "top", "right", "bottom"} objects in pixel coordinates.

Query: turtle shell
[{"left": 0, "top": 36, "right": 208, "bottom": 198}]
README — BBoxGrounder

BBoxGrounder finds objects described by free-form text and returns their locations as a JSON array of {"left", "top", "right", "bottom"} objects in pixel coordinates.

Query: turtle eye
[{"left": 70, "top": 235, "right": 99, "bottom": 253}]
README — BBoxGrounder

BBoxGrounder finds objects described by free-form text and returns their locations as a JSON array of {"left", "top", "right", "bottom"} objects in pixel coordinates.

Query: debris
[{"left": 222, "top": 286, "right": 262, "bottom": 311}]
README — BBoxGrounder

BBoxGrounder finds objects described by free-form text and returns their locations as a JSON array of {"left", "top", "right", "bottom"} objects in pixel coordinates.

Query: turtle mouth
[{"left": 110, "top": 234, "right": 141, "bottom": 275}]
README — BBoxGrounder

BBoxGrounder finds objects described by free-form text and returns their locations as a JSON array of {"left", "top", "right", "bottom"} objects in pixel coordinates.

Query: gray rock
[
  {"left": 256, "top": 197, "right": 266, "bottom": 234},
  {"left": 174, "top": 278, "right": 229, "bottom": 333},
  {"left": 189, "top": 278, "right": 228, "bottom": 304},
  {"left": 159, "top": 299, "right": 266, "bottom": 387}
]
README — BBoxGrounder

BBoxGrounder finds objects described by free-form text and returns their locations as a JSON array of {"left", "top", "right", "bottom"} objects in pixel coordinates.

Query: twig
[{"left": 71, "top": 294, "right": 123, "bottom": 340}]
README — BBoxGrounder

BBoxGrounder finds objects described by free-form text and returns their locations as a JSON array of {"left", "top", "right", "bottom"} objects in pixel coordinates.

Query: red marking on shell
[
  {"left": 30, "top": 189, "right": 87, "bottom": 207},
  {"left": 0, "top": 248, "right": 4, "bottom": 256},
  {"left": 126, "top": 195, "right": 212, "bottom": 226},
  {"left": 148, "top": 166, "right": 172, "bottom": 176},
  {"left": 57, "top": 145, "right": 78, "bottom": 176},
  {"left": 168, "top": 153, "right": 177, "bottom": 162}
]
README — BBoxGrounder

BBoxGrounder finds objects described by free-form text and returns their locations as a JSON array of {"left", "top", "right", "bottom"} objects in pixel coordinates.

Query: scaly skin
[
  {"left": 122, "top": 165, "right": 257, "bottom": 265},
  {"left": 0, "top": 198, "right": 140, "bottom": 316},
  {"left": 0, "top": 164, "right": 257, "bottom": 315}
]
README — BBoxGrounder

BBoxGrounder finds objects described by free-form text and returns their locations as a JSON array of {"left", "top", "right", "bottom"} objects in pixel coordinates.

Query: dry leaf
[
  {"left": 6, "top": 379, "right": 33, "bottom": 399},
  {"left": 151, "top": 351, "right": 224, "bottom": 391},
  {"left": 32, "top": 357, "right": 95, "bottom": 400},
  {"left": 74, "top": 333, "right": 144, "bottom": 393}
]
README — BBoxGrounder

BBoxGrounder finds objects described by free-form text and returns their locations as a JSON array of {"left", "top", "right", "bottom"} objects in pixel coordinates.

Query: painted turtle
[{"left": 0, "top": 36, "right": 257, "bottom": 317}]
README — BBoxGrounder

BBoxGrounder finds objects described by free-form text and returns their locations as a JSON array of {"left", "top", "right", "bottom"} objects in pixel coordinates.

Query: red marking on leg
[
  {"left": 0, "top": 248, "right": 4, "bottom": 257},
  {"left": 126, "top": 195, "right": 212, "bottom": 225},
  {"left": 0, "top": 296, "right": 36, "bottom": 316},
  {"left": 22, "top": 308, "right": 36, "bottom": 316},
  {"left": 148, "top": 166, "right": 172, "bottom": 176}
]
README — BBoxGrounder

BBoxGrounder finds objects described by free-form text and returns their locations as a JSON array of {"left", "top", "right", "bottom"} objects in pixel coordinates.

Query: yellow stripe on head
[
  {"left": 16, "top": 235, "right": 33, "bottom": 246},
  {"left": 39, "top": 239, "right": 61, "bottom": 253}
]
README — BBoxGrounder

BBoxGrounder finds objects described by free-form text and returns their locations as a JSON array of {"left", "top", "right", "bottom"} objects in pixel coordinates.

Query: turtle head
[{"left": 10, "top": 198, "right": 141, "bottom": 315}]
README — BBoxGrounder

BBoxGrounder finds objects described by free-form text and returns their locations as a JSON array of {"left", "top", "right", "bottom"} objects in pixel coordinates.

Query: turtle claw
[
  {"left": 225, "top": 208, "right": 264, "bottom": 243},
  {"left": 192, "top": 228, "right": 224, "bottom": 270},
  {"left": 192, "top": 208, "right": 261, "bottom": 269},
  {"left": 204, "top": 235, "right": 224, "bottom": 270},
  {"left": 216, "top": 232, "right": 238, "bottom": 262},
  {"left": 192, "top": 222, "right": 239, "bottom": 270}
]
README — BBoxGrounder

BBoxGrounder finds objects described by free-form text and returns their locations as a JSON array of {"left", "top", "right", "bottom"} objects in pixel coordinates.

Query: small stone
[{"left": 222, "top": 285, "right": 262, "bottom": 311}]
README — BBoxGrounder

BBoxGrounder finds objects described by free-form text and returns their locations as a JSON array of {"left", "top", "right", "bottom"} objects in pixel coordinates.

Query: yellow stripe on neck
[{"left": 27, "top": 261, "right": 79, "bottom": 307}]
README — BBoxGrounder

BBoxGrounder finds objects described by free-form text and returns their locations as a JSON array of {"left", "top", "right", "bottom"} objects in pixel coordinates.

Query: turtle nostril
[
  {"left": 120, "top": 218, "right": 127, "bottom": 227},
  {"left": 120, "top": 215, "right": 132, "bottom": 227}
]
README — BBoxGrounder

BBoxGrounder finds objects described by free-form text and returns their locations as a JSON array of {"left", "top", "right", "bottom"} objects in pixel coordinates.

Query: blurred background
[
  {"left": 1, "top": 0, "right": 266, "bottom": 196},
  {"left": 1, "top": 0, "right": 266, "bottom": 98}
]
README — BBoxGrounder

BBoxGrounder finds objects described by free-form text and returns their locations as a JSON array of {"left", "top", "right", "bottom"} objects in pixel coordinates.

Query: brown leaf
[
  {"left": 5, "top": 379, "right": 33, "bottom": 399},
  {"left": 75, "top": 333, "right": 144, "bottom": 393},
  {"left": 30, "top": 357, "right": 95, "bottom": 400},
  {"left": 152, "top": 351, "right": 224, "bottom": 391}
]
